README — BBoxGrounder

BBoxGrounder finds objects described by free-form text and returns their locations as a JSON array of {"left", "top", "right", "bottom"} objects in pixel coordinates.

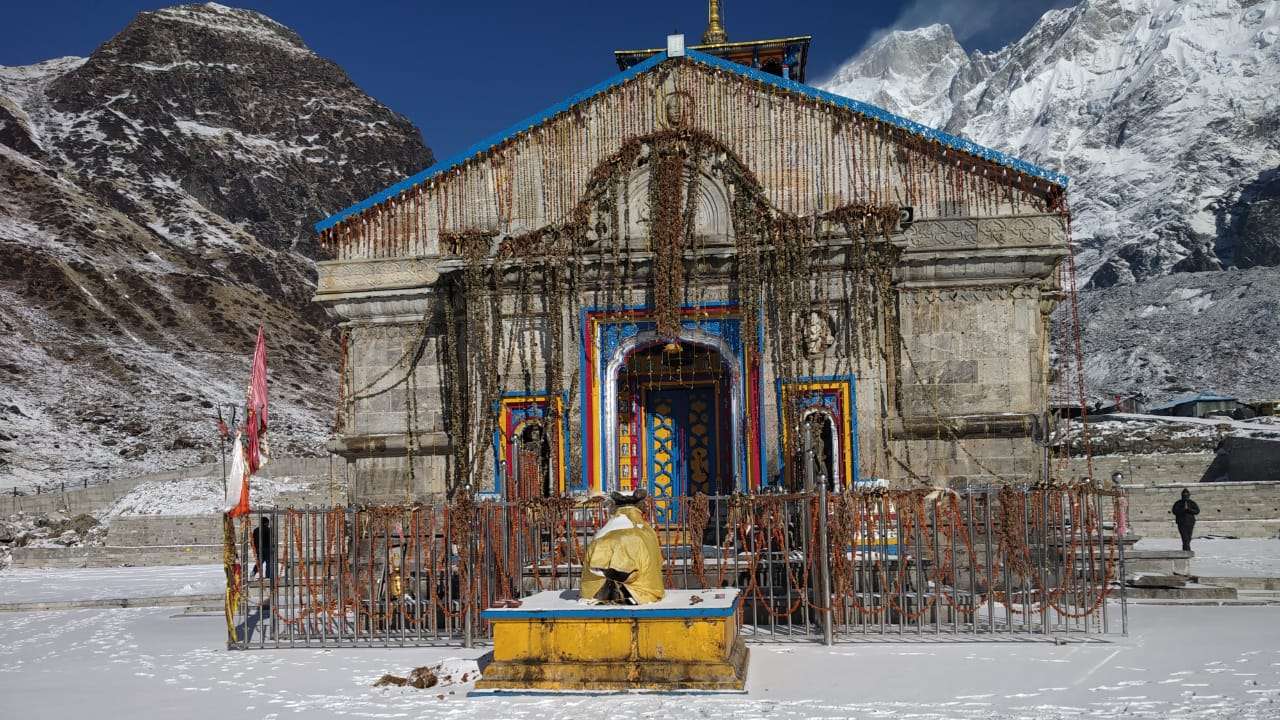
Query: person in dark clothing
[
  {"left": 1172, "top": 489, "right": 1200, "bottom": 552},
  {"left": 251, "top": 517, "right": 275, "bottom": 581}
]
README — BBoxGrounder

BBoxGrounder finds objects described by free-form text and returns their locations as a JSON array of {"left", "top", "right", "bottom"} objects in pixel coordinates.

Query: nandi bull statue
[{"left": 580, "top": 489, "right": 665, "bottom": 605}]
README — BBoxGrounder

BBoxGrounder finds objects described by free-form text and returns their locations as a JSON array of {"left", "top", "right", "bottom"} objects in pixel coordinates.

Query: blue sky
[{"left": 0, "top": 1, "right": 1073, "bottom": 158}]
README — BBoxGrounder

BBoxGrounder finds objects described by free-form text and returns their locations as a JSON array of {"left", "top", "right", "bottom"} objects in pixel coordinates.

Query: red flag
[
  {"left": 245, "top": 325, "right": 269, "bottom": 474},
  {"left": 216, "top": 408, "right": 230, "bottom": 440}
]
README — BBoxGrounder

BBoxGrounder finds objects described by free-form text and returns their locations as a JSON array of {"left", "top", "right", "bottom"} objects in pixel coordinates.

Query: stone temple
[{"left": 312, "top": 14, "right": 1071, "bottom": 513}]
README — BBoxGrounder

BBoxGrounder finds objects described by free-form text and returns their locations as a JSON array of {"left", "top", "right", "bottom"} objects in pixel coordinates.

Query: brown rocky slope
[{"left": 0, "top": 3, "right": 433, "bottom": 489}]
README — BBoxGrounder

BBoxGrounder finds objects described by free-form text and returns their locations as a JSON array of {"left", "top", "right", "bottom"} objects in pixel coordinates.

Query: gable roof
[{"left": 315, "top": 49, "right": 1069, "bottom": 233}]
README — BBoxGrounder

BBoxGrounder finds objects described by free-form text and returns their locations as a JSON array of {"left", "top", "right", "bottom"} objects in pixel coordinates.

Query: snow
[
  {"left": 1106, "top": 413, "right": 1280, "bottom": 436},
  {"left": 149, "top": 3, "right": 311, "bottom": 56},
  {"left": 2, "top": 541, "right": 1279, "bottom": 714},
  {"left": 819, "top": 0, "right": 1280, "bottom": 286},
  {"left": 2, "top": 603, "right": 1280, "bottom": 718},
  {"left": 0, "top": 564, "right": 224, "bottom": 604},
  {"left": 102, "top": 474, "right": 311, "bottom": 517},
  {"left": 125, "top": 61, "right": 243, "bottom": 73},
  {"left": 1138, "top": 538, "right": 1280, "bottom": 578}
]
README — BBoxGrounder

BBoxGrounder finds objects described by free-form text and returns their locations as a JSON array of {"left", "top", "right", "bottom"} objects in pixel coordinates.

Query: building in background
[{"left": 1150, "top": 393, "right": 1244, "bottom": 419}]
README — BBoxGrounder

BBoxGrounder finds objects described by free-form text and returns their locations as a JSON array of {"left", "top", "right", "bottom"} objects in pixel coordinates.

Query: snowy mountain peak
[
  {"left": 0, "top": 4, "right": 433, "bottom": 489},
  {"left": 820, "top": 0, "right": 1280, "bottom": 405},
  {"left": 144, "top": 3, "right": 311, "bottom": 55},
  {"left": 822, "top": 24, "right": 968, "bottom": 128},
  {"left": 821, "top": 0, "right": 1280, "bottom": 288}
]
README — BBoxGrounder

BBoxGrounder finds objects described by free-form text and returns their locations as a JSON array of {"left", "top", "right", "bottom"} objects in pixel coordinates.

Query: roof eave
[{"left": 315, "top": 52, "right": 670, "bottom": 233}]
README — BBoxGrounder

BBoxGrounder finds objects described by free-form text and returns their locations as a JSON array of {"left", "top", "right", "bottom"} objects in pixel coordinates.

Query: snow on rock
[
  {"left": 0, "top": 3, "right": 434, "bottom": 492},
  {"left": 821, "top": 24, "right": 970, "bottom": 129},
  {"left": 820, "top": 0, "right": 1280, "bottom": 405},
  {"left": 1066, "top": 410, "right": 1280, "bottom": 456},
  {"left": 102, "top": 474, "right": 311, "bottom": 517},
  {"left": 371, "top": 658, "right": 482, "bottom": 693},
  {"left": 0, "top": 511, "right": 105, "bottom": 564}
]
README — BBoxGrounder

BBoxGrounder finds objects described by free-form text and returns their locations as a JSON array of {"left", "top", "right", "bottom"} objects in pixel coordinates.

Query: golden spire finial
[{"left": 702, "top": 0, "right": 728, "bottom": 44}]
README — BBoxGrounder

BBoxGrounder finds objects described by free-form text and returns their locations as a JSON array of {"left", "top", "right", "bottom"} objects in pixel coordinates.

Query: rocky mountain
[
  {"left": 821, "top": 0, "right": 1280, "bottom": 404},
  {"left": 0, "top": 3, "right": 433, "bottom": 489}
]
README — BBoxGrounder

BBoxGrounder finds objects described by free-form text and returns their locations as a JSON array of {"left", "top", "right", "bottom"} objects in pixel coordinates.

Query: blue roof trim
[
  {"left": 315, "top": 51, "right": 670, "bottom": 232},
  {"left": 316, "top": 47, "right": 1068, "bottom": 233},
  {"left": 683, "top": 49, "right": 1069, "bottom": 188}
]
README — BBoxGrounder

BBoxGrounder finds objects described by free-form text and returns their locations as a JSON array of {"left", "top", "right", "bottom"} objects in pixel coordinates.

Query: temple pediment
[{"left": 314, "top": 48, "right": 1066, "bottom": 264}]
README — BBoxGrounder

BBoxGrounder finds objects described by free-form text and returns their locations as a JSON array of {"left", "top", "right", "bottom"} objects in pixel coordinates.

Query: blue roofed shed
[{"left": 1149, "top": 393, "right": 1242, "bottom": 418}]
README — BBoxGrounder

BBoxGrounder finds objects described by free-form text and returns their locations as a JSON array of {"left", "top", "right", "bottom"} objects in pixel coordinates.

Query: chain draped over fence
[{"left": 224, "top": 485, "right": 1127, "bottom": 649}]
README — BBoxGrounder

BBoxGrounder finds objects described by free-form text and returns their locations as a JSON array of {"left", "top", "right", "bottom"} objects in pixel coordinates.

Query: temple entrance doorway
[
  {"left": 510, "top": 421, "right": 552, "bottom": 501},
  {"left": 802, "top": 410, "right": 840, "bottom": 492},
  {"left": 616, "top": 342, "right": 733, "bottom": 524}
]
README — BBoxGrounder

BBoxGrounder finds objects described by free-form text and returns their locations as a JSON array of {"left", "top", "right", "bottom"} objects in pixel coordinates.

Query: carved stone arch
[
  {"left": 620, "top": 163, "right": 732, "bottom": 246},
  {"left": 576, "top": 131, "right": 760, "bottom": 250}
]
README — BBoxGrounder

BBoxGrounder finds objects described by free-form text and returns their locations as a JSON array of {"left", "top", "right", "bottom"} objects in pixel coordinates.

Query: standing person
[
  {"left": 251, "top": 516, "right": 274, "bottom": 581},
  {"left": 1172, "top": 489, "right": 1200, "bottom": 552}
]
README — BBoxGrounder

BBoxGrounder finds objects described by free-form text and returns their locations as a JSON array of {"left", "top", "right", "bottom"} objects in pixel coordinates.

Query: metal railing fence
[{"left": 223, "top": 484, "right": 1127, "bottom": 649}]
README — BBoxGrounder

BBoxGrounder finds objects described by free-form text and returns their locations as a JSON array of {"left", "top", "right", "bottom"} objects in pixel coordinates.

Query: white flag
[{"left": 225, "top": 432, "right": 250, "bottom": 517}]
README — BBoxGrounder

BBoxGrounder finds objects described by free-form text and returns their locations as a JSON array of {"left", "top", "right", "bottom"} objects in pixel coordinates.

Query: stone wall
[
  {"left": 1069, "top": 452, "right": 1216, "bottom": 487},
  {"left": 6, "top": 457, "right": 332, "bottom": 516},
  {"left": 8, "top": 545, "right": 220, "bottom": 569},
  {"left": 1069, "top": 439, "right": 1280, "bottom": 486},
  {"left": 886, "top": 215, "right": 1065, "bottom": 485},
  {"left": 105, "top": 514, "right": 225, "bottom": 546},
  {"left": 1117, "top": 481, "right": 1280, "bottom": 539},
  {"left": 1220, "top": 437, "right": 1280, "bottom": 483},
  {"left": 319, "top": 216, "right": 1069, "bottom": 499}
]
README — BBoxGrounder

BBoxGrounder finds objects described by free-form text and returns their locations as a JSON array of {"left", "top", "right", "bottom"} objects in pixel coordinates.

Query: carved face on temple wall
[{"left": 802, "top": 311, "right": 835, "bottom": 357}]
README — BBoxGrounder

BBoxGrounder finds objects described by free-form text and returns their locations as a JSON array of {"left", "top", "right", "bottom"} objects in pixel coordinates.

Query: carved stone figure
[{"left": 801, "top": 311, "right": 835, "bottom": 357}]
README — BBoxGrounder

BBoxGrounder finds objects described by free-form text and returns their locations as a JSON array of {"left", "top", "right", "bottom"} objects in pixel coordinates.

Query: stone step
[
  {"left": 1127, "top": 573, "right": 1188, "bottom": 589},
  {"left": 1123, "top": 597, "right": 1279, "bottom": 607},
  {"left": 1192, "top": 576, "right": 1280, "bottom": 591},
  {"left": 1236, "top": 589, "right": 1280, "bottom": 601},
  {"left": 1119, "top": 548, "right": 1193, "bottom": 576},
  {"left": 1123, "top": 583, "right": 1237, "bottom": 601},
  {"left": 0, "top": 593, "right": 223, "bottom": 613}
]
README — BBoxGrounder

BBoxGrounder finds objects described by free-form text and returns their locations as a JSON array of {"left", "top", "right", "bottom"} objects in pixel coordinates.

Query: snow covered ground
[
  {"left": 2, "top": 603, "right": 1280, "bottom": 719},
  {"left": 1139, "top": 538, "right": 1280, "bottom": 578},
  {"left": 2, "top": 541, "right": 1279, "bottom": 717},
  {"left": 0, "top": 564, "right": 224, "bottom": 604}
]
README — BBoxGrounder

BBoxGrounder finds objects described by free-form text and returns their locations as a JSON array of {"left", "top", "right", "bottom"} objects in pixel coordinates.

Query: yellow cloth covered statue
[{"left": 580, "top": 490, "right": 665, "bottom": 605}]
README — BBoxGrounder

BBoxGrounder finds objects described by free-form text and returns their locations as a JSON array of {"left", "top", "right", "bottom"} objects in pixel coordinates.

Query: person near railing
[
  {"left": 1172, "top": 488, "right": 1200, "bottom": 553},
  {"left": 251, "top": 516, "right": 275, "bottom": 581}
]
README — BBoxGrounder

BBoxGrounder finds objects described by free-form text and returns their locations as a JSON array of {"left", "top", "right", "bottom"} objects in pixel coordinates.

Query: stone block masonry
[{"left": 1114, "top": 481, "right": 1280, "bottom": 539}]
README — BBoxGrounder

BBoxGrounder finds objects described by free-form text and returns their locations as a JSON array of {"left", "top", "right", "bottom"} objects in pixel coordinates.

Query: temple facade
[{"left": 312, "top": 28, "right": 1071, "bottom": 509}]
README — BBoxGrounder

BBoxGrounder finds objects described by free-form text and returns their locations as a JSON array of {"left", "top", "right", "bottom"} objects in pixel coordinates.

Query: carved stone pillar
[{"left": 886, "top": 215, "right": 1068, "bottom": 485}]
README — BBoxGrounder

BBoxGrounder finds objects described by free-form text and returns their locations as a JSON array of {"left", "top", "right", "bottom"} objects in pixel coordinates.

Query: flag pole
[{"left": 218, "top": 407, "right": 227, "bottom": 500}]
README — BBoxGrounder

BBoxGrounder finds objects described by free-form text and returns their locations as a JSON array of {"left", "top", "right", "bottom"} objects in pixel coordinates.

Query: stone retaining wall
[
  {"left": 7, "top": 544, "right": 221, "bottom": 569},
  {"left": 5, "top": 457, "right": 333, "bottom": 516},
  {"left": 1069, "top": 452, "right": 1215, "bottom": 486},
  {"left": 1117, "top": 481, "right": 1280, "bottom": 539},
  {"left": 1069, "top": 438, "right": 1280, "bottom": 486},
  {"left": 105, "top": 515, "right": 225, "bottom": 547}
]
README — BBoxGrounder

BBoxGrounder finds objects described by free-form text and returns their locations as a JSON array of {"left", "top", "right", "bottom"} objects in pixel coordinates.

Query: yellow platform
[{"left": 476, "top": 588, "right": 748, "bottom": 692}]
